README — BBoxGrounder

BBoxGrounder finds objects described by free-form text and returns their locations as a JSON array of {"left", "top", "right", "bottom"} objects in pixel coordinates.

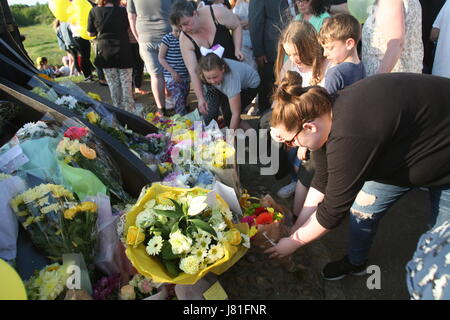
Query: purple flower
[{"left": 240, "top": 215, "right": 256, "bottom": 227}]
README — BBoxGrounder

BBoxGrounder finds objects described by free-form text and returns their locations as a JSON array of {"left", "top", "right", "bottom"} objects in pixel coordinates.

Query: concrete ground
[{"left": 78, "top": 79, "right": 431, "bottom": 300}]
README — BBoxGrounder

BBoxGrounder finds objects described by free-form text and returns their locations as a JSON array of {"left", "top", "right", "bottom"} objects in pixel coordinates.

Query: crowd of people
[{"left": 40, "top": 0, "right": 449, "bottom": 299}]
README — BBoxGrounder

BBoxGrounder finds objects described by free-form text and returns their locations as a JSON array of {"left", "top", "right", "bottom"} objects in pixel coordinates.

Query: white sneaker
[
  {"left": 277, "top": 181, "right": 297, "bottom": 198},
  {"left": 246, "top": 106, "right": 259, "bottom": 116}
]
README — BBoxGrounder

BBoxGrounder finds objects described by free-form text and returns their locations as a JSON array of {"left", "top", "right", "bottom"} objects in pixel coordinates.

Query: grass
[{"left": 19, "top": 24, "right": 65, "bottom": 67}]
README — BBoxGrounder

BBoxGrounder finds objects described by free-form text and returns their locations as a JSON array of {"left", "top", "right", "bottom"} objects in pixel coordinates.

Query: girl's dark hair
[
  {"left": 197, "top": 53, "right": 231, "bottom": 83},
  {"left": 309, "top": 0, "right": 329, "bottom": 17},
  {"left": 97, "top": 0, "right": 120, "bottom": 6},
  {"left": 271, "top": 71, "right": 332, "bottom": 132},
  {"left": 170, "top": 0, "right": 197, "bottom": 26}
]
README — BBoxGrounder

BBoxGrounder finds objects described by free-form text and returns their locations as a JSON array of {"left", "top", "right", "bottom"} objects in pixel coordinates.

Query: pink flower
[
  {"left": 64, "top": 126, "right": 88, "bottom": 140},
  {"left": 240, "top": 215, "right": 256, "bottom": 227}
]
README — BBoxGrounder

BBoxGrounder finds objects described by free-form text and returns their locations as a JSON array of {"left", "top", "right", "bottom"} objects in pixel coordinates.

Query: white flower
[
  {"left": 16, "top": 121, "right": 50, "bottom": 138},
  {"left": 179, "top": 255, "right": 201, "bottom": 275},
  {"left": 169, "top": 230, "right": 192, "bottom": 254},
  {"left": 135, "top": 209, "right": 156, "bottom": 229},
  {"left": 188, "top": 196, "right": 208, "bottom": 216},
  {"left": 222, "top": 208, "right": 233, "bottom": 222},
  {"left": 191, "top": 247, "right": 208, "bottom": 260},
  {"left": 55, "top": 95, "right": 78, "bottom": 110},
  {"left": 146, "top": 236, "right": 164, "bottom": 256},
  {"left": 213, "top": 222, "right": 227, "bottom": 232},
  {"left": 241, "top": 234, "right": 250, "bottom": 248},
  {"left": 194, "top": 234, "right": 212, "bottom": 250},
  {"left": 206, "top": 243, "right": 225, "bottom": 264}
]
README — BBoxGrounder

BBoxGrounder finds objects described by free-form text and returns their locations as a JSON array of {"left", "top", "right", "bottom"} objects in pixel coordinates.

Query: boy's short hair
[{"left": 318, "top": 13, "right": 361, "bottom": 45}]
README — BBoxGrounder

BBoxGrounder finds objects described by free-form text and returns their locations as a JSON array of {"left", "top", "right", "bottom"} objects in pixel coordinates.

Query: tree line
[{"left": 10, "top": 3, "right": 54, "bottom": 27}]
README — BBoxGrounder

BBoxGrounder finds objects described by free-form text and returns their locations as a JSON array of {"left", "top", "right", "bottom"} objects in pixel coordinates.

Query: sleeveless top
[
  {"left": 362, "top": 0, "right": 423, "bottom": 76},
  {"left": 183, "top": 5, "right": 236, "bottom": 61}
]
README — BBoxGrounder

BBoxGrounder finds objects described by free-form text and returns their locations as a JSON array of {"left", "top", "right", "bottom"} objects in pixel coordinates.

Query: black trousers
[
  {"left": 74, "top": 37, "right": 93, "bottom": 78},
  {"left": 203, "top": 86, "right": 259, "bottom": 127},
  {"left": 257, "top": 62, "right": 276, "bottom": 113},
  {"left": 130, "top": 43, "right": 144, "bottom": 89}
]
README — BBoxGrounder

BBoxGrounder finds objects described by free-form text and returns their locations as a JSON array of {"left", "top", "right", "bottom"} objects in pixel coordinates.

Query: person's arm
[
  {"left": 228, "top": 93, "right": 242, "bottom": 130},
  {"left": 127, "top": 12, "right": 139, "bottom": 42},
  {"left": 214, "top": 5, "right": 244, "bottom": 60},
  {"left": 87, "top": 9, "right": 97, "bottom": 38},
  {"left": 179, "top": 33, "right": 208, "bottom": 114},
  {"left": 158, "top": 42, "right": 181, "bottom": 82},
  {"left": 375, "top": 0, "right": 405, "bottom": 74}
]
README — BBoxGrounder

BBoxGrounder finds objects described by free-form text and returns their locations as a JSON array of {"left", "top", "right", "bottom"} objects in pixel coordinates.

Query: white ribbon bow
[{"left": 200, "top": 44, "right": 225, "bottom": 58}]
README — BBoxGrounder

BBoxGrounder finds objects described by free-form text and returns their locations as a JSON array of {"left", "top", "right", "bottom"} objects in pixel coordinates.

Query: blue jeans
[
  {"left": 348, "top": 181, "right": 450, "bottom": 265},
  {"left": 287, "top": 147, "right": 302, "bottom": 181}
]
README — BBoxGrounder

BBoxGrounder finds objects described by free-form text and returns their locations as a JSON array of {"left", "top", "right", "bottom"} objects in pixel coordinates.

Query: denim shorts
[{"left": 139, "top": 41, "right": 163, "bottom": 75}]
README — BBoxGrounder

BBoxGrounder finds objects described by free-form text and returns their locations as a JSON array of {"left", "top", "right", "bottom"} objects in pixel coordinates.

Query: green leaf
[
  {"left": 162, "top": 259, "right": 181, "bottom": 278},
  {"left": 169, "top": 198, "right": 185, "bottom": 216},
  {"left": 170, "top": 221, "right": 179, "bottom": 234},
  {"left": 161, "top": 241, "right": 178, "bottom": 260},
  {"left": 153, "top": 209, "right": 182, "bottom": 219},
  {"left": 190, "top": 219, "right": 217, "bottom": 238}
]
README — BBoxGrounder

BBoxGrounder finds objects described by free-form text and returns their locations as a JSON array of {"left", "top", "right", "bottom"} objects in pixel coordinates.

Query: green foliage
[
  {"left": 20, "top": 24, "right": 63, "bottom": 67},
  {"left": 10, "top": 3, "right": 54, "bottom": 27}
]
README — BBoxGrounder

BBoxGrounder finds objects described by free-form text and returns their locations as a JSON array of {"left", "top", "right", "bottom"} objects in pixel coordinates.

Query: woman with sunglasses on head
[
  {"left": 266, "top": 70, "right": 450, "bottom": 282},
  {"left": 170, "top": 0, "right": 244, "bottom": 125}
]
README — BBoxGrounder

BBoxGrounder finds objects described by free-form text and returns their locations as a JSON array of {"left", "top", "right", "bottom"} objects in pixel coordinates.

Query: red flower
[
  {"left": 255, "top": 212, "right": 274, "bottom": 225},
  {"left": 64, "top": 127, "right": 88, "bottom": 140},
  {"left": 254, "top": 207, "right": 267, "bottom": 216}
]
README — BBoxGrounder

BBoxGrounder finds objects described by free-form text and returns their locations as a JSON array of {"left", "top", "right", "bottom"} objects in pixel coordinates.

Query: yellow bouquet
[{"left": 124, "top": 183, "right": 249, "bottom": 284}]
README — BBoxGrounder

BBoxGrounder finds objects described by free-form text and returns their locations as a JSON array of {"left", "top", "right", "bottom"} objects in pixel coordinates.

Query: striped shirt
[{"left": 160, "top": 33, "right": 189, "bottom": 79}]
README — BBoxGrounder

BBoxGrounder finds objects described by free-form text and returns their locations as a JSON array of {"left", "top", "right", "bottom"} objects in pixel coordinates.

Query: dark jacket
[{"left": 248, "top": 0, "right": 291, "bottom": 63}]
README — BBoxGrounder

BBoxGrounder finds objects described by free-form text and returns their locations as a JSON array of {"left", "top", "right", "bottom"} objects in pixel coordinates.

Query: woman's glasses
[{"left": 283, "top": 129, "right": 302, "bottom": 147}]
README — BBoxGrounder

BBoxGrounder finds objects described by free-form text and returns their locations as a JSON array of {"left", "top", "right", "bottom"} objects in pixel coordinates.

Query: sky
[{"left": 7, "top": 0, "right": 48, "bottom": 5}]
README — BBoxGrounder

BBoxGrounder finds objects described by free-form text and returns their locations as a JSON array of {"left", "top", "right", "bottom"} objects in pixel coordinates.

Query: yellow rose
[
  {"left": 126, "top": 226, "right": 146, "bottom": 248},
  {"left": 225, "top": 228, "right": 242, "bottom": 245}
]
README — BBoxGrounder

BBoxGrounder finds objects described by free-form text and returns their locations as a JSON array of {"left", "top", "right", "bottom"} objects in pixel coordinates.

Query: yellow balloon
[
  {"left": 0, "top": 259, "right": 27, "bottom": 300},
  {"left": 48, "top": 0, "right": 94, "bottom": 40}
]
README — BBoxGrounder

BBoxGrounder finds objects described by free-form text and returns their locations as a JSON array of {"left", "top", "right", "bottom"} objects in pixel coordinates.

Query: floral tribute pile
[{"left": 123, "top": 183, "right": 249, "bottom": 284}]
